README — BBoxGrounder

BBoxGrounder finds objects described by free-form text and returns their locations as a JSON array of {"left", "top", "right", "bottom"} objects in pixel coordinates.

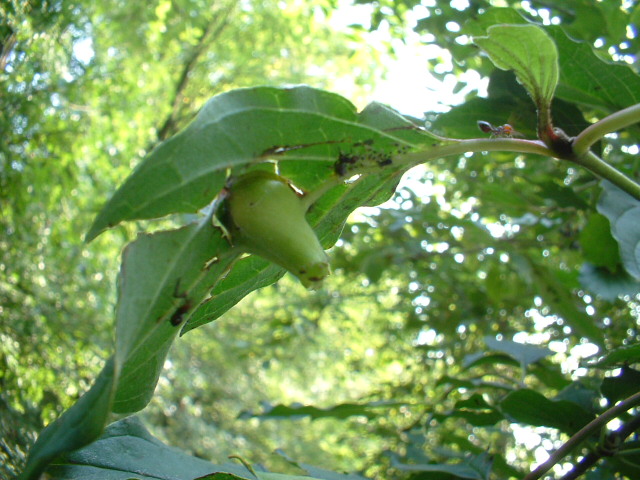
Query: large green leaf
[
  {"left": 86, "top": 86, "right": 436, "bottom": 241},
  {"left": 46, "top": 417, "right": 367, "bottom": 480},
  {"left": 21, "top": 216, "right": 237, "bottom": 478},
  {"left": 473, "top": 24, "right": 558, "bottom": 114},
  {"left": 46, "top": 416, "right": 256, "bottom": 480},
  {"left": 579, "top": 213, "right": 621, "bottom": 270},
  {"left": 548, "top": 25, "right": 640, "bottom": 112}
]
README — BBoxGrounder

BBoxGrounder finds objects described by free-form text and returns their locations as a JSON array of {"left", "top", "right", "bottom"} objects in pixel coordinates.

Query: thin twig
[
  {"left": 559, "top": 413, "right": 640, "bottom": 480},
  {"left": 522, "top": 391, "right": 640, "bottom": 480},
  {"left": 156, "top": 5, "right": 236, "bottom": 142}
]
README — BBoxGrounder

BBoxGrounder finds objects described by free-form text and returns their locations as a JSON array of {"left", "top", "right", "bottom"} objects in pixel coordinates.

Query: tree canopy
[{"left": 3, "top": 1, "right": 640, "bottom": 480}]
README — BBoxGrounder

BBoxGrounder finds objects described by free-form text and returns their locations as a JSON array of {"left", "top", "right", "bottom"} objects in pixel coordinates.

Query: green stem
[
  {"left": 571, "top": 151, "right": 640, "bottom": 200},
  {"left": 573, "top": 103, "right": 640, "bottom": 157},
  {"left": 389, "top": 137, "right": 554, "bottom": 170},
  {"left": 380, "top": 131, "right": 640, "bottom": 202},
  {"left": 522, "top": 390, "right": 640, "bottom": 480}
]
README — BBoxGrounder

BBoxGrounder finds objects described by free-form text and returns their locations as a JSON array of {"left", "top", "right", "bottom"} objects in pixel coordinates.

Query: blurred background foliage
[{"left": 3, "top": 0, "right": 640, "bottom": 479}]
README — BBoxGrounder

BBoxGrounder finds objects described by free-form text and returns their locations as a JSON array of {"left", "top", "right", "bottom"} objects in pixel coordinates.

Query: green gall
[{"left": 226, "top": 170, "right": 330, "bottom": 289}]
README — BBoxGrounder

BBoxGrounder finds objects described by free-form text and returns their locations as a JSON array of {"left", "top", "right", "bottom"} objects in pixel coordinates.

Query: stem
[
  {"left": 573, "top": 103, "right": 640, "bottom": 157},
  {"left": 390, "top": 137, "right": 554, "bottom": 171},
  {"left": 570, "top": 151, "right": 640, "bottom": 200},
  {"left": 522, "top": 391, "right": 640, "bottom": 480},
  {"left": 382, "top": 132, "right": 640, "bottom": 202}
]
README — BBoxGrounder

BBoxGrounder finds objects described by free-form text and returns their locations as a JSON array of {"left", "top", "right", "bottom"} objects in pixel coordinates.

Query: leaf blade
[{"left": 474, "top": 24, "right": 559, "bottom": 112}]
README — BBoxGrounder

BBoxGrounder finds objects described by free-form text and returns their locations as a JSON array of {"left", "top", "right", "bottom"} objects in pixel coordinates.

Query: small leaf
[
  {"left": 440, "top": 394, "right": 504, "bottom": 427},
  {"left": 463, "top": 352, "right": 519, "bottom": 370},
  {"left": 484, "top": 336, "right": 552, "bottom": 369},
  {"left": 240, "top": 401, "right": 405, "bottom": 421},
  {"left": 474, "top": 24, "right": 559, "bottom": 113}
]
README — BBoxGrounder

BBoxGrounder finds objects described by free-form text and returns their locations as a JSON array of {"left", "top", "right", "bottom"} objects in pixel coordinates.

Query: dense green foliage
[{"left": 3, "top": 1, "right": 640, "bottom": 480}]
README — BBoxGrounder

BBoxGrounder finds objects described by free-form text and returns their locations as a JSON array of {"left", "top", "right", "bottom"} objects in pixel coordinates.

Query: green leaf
[
  {"left": 601, "top": 367, "right": 640, "bottom": 404},
  {"left": 462, "top": 7, "right": 527, "bottom": 36},
  {"left": 590, "top": 344, "right": 640, "bottom": 368},
  {"left": 473, "top": 24, "right": 559, "bottom": 113},
  {"left": 200, "top": 474, "right": 252, "bottom": 480},
  {"left": 86, "top": 86, "right": 435, "bottom": 241},
  {"left": 45, "top": 417, "right": 256, "bottom": 480},
  {"left": 240, "top": 401, "right": 405, "bottom": 421},
  {"left": 463, "top": 352, "right": 519, "bottom": 370},
  {"left": 19, "top": 359, "right": 117, "bottom": 480},
  {"left": 113, "top": 215, "right": 237, "bottom": 413},
  {"left": 529, "top": 362, "right": 572, "bottom": 390},
  {"left": 598, "top": 181, "right": 640, "bottom": 280},
  {"left": 579, "top": 214, "right": 621, "bottom": 269},
  {"left": 554, "top": 381, "right": 599, "bottom": 414},
  {"left": 466, "top": 8, "right": 640, "bottom": 113},
  {"left": 437, "top": 394, "right": 504, "bottom": 427},
  {"left": 275, "top": 451, "right": 368, "bottom": 480},
  {"left": 182, "top": 256, "right": 284, "bottom": 334},
  {"left": 579, "top": 263, "right": 640, "bottom": 302},
  {"left": 484, "top": 336, "right": 552, "bottom": 369},
  {"left": 391, "top": 452, "right": 493, "bottom": 480},
  {"left": 500, "top": 389, "right": 594, "bottom": 435},
  {"left": 547, "top": 26, "right": 640, "bottom": 112}
]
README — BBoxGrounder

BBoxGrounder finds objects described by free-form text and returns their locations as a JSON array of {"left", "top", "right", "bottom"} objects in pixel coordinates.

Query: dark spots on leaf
[
  {"left": 170, "top": 300, "right": 192, "bottom": 326},
  {"left": 334, "top": 152, "right": 360, "bottom": 176}
]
